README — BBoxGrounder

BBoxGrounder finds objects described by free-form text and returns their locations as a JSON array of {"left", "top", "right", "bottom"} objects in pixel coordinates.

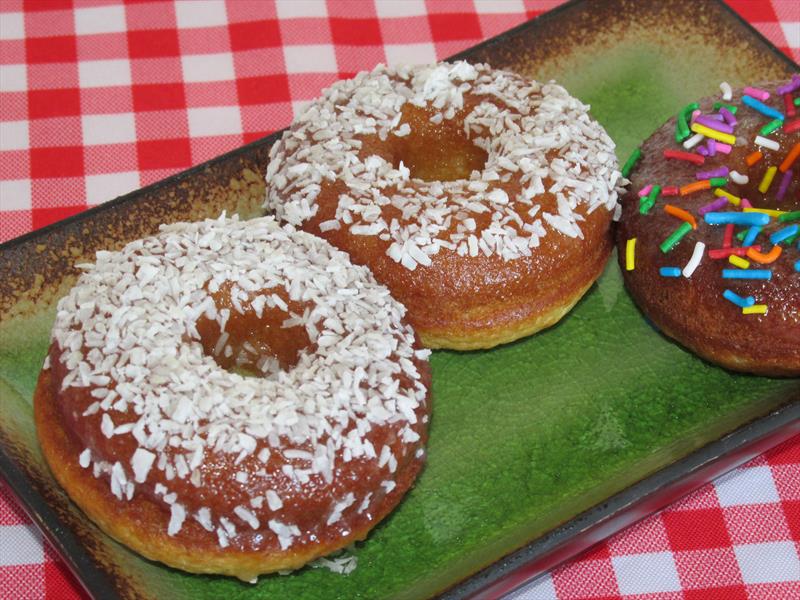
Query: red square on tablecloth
[
  {"left": 127, "top": 29, "right": 180, "bottom": 59},
  {"left": 229, "top": 20, "right": 281, "bottom": 52},
  {"left": 27, "top": 88, "right": 81, "bottom": 119},
  {"left": 684, "top": 586, "right": 748, "bottom": 600},
  {"left": 330, "top": 18, "right": 383, "bottom": 46},
  {"left": 427, "top": 12, "right": 482, "bottom": 41},
  {"left": 30, "top": 146, "right": 83, "bottom": 178},
  {"left": 25, "top": 35, "right": 76, "bottom": 63},
  {"left": 132, "top": 82, "right": 185, "bottom": 112},
  {"left": 236, "top": 74, "right": 291, "bottom": 106},
  {"left": 662, "top": 508, "right": 732, "bottom": 551},
  {"left": 136, "top": 138, "right": 191, "bottom": 170},
  {"left": 31, "top": 204, "right": 85, "bottom": 230}
]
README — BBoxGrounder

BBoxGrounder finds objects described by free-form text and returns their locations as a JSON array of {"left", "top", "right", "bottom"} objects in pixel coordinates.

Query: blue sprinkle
[
  {"left": 743, "top": 226, "right": 762, "bottom": 247},
  {"left": 742, "top": 95, "right": 785, "bottom": 121},
  {"left": 722, "top": 269, "right": 772, "bottom": 280},
  {"left": 704, "top": 212, "right": 770, "bottom": 227},
  {"left": 770, "top": 224, "right": 799, "bottom": 244},
  {"left": 659, "top": 267, "right": 682, "bottom": 277},
  {"left": 795, "top": 259, "right": 800, "bottom": 272},
  {"left": 723, "top": 289, "right": 756, "bottom": 308}
]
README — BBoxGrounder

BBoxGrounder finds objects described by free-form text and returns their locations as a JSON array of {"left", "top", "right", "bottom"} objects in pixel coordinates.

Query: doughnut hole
[
  {"left": 196, "top": 282, "right": 312, "bottom": 378},
  {"left": 388, "top": 104, "right": 488, "bottom": 182}
]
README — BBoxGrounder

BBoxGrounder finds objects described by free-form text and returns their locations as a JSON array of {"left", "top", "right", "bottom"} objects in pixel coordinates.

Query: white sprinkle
[
  {"left": 131, "top": 448, "right": 156, "bottom": 483},
  {"left": 682, "top": 241, "right": 705, "bottom": 278},
  {"left": 754, "top": 135, "right": 779, "bottom": 151},
  {"left": 720, "top": 81, "right": 732, "bottom": 101}
]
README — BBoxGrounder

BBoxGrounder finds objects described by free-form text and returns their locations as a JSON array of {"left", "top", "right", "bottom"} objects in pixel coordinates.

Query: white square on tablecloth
[
  {"left": 175, "top": 0, "right": 228, "bottom": 29},
  {"left": 735, "top": 541, "right": 800, "bottom": 584},
  {"left": 374, "top": 0, "right": 427, "bottom": 18},
  {"left": 0, "top": 524, "right": 44, "bottom": 567},
  {"left": 82, "top": 113, "right": 136, "bottom": 146},
  {"left": 283, "top": 45, "right": 337, "bottom": 74},
  {"left": 0, "top": 11, "right": 24, "bottom": 40},
  {"left": 782, "top": 22, "right": 800, "bottom": 48},
  {"left": 276, "top": 0, "right": 327, "bottom": 19},
  {"left": 612, "top": 551, "right": 682, "bottom": 595},
  {"left": 85, "top": 171, "right": 140, "bottom": 206},
  {"left": 505, "top": 573, "right": 558, "bottom": 599},
  {"left": 0, "top": 179, "right": 32, "bottom": 211},
  {"left": 474, "top": 0, "right": 526, "bottom": 14},
  {"left": 78, "top": 59, "right": 132, "bottom": 88},
  {"left": 715, "top": 465, "right": 780, "bottom": 507},
  {"left": 187, "top": 105, "right": 242, "bottom": 137},
  {"left": 74, "top": 4, "right": 126, "bottom": 35},
  {"left": 0, "top": 120, "right": 29, "bottom": 151},
  {"left": 0, "top": 63, "right": 27, "bottom": 93},
  {"left": 384, "top": 43, "right": 437, "bottom": 66},
  {"left": 181, "top": 52, "right": 235, "bottom": 83}
]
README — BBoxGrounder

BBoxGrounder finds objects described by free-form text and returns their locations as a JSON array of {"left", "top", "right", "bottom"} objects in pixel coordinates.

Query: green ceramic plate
[{"left": 1, "top": 1, "right": 798, "bottom": 598}]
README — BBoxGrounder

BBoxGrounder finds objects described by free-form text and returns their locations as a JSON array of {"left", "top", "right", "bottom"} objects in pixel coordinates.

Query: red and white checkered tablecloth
[{"left": 0, "top": 1, "right": 798, "bottom": 599}]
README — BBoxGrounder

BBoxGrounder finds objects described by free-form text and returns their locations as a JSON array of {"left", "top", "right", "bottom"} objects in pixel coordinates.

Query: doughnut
[
  {"left": 615, "top": 77, "right": 800, "bottom": 376},
  {"left": 34, "top": 215, "right": 431, "bottom": 580},
  {"left": 264, "top": 62, "right": 623, "bottom": 350}
]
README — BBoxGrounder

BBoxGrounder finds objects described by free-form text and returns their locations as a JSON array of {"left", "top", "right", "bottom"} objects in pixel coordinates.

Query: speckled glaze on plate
[{"left": 0, "top": 1, "right": 798, "bottom": 599}]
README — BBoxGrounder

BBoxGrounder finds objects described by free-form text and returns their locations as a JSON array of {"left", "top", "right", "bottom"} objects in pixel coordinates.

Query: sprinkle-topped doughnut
[
  {"left": 34, "top": 215, "right": 431, "bottom": 580},
  {"left": 265, "top": 62, "right": 624, "bottom": 350},
  {"left": 616, "top": 77, "right": 800, "bottom": 376}
]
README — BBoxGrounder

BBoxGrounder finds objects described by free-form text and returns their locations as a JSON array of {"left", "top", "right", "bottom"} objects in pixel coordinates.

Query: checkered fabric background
[{"left": 0, "top": 1, "right": 798, "bottom": 599}]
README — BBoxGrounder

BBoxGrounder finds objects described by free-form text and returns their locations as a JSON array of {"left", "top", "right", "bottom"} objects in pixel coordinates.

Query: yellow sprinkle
[
  {"left": 714, "top": 188, "right": 741, "bottom": 206},
  {"left": 743, "top": 207, "right": 786, "bottom": 217},
  {"left": 626, "top": 238, "right": 636, "bottom": 271},
  {"left": 689, "top": 123, "right": 736, "bottom": 145},
  {"left": 758, "top": 166, "right": 777, "bottom": 194},
  {"left": 742, "top": 304, "right": 767, "bottom": 315},
  {"left": 728, "top": 255, "right": 750, "bottom": 269}
]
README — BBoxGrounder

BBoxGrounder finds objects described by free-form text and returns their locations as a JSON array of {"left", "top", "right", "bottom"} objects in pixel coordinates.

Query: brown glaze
[{"left": 615, "top": 82, "right": 800, "bottom": 376}]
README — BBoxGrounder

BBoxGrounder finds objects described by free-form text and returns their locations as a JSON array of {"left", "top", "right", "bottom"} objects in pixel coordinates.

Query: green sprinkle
[
  {"left": 710, "top": 177, "right": 728, "bottom": 187},
  {"left": 760, "top": 119, "right": 783, "bottom": 136},
  {"left": 676, "top": 102, "right": 699, "bottom": 142},
  {"left": 795, "top": 97, "right": 800, "bottom": 107},
  {"left": 659, "top": 221, "right": 693, "bottom": 253},
  {"left": 639, "top": 185, "right": 661, "bottom": 215},
  {"left": 622, "top": 148, "right": 642, "bottom": 178},
  {"left": 779, "top": 210, "right": 800, "bottom": 222},
  {"left": 713, "top": 102, "right": 738, "bottom": 114},
  {"left": 736, "top": 229, "right": 747, "bottom": 241}
]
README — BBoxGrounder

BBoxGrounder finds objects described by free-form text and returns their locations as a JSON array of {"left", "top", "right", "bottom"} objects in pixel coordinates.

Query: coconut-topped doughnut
[
  {"left": 34, "top": 214, "right": 431, "bottom": 581},
  {"left": 264, "top": 61, "right": 624, "bottom": 350}
]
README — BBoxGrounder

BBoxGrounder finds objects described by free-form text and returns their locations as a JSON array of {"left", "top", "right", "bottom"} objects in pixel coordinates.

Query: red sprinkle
[
  {"left": 784, "top": 118, "right": 800, "bottom": 134},
  {"left": 708, "top": 245, "right": 761, "bottom": 259},
  {"left": 723, "top": 223, "right": 734, "bottom": 248},
  {"left": 785, "top": 93, "right": 797, "bottom": 118},
  {"left": 661, "top": 186, "right": 680, "bottom": 196},
  {"left": 663, "top": 149, "right": 705, "bottom": 165}
]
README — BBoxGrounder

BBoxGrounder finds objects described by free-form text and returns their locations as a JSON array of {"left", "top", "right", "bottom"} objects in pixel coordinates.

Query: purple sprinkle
[
  {"left": 696, "top": 166, "right": 729, "bottom": 180},
  {"left": 740, "top": 198, "right": 753, "bottom": 209},
  {"left": 776, "top": 74, "right": 800, "bottom": 95},
  {"left": 707, "top": 139, "right": 717, "bottom": 157},
  {"left": 697, "top": 146, "right": 709, "bottom": 156},
  {"left": 719, "top": 107, "right": 737, "bottom": 126},
  {"left": 698, "top": 197, "right": 729, "bottom": 216},
  {"left": 695, "top": 114, "right": 735, "bottom": 134},
  {"left": 776, "top": 169, "right": 793, "bottom": 201}
]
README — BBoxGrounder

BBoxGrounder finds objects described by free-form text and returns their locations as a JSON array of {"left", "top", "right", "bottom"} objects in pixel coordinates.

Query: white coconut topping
[
  {"left": 264, "top": 62, "right": 623, "bottom": 270},
  {"left": 50, "top": 214, "right": 428, "bottom": 551}
]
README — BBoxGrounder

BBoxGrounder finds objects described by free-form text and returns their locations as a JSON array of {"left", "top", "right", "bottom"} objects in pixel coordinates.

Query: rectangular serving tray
[{"left": 1, "top": 1, "right": 798, "bottom": 598}]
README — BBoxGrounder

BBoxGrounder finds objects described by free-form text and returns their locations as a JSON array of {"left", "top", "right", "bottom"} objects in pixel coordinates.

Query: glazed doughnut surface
[{"left": 35, "top": 215, "right": 431, "bottom": 580}]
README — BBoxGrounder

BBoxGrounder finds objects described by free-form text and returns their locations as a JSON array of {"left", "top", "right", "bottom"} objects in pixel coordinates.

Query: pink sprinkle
[
  {"left": 698, "top": 197, "right": 729, "bottom": 216},
  {"left": 719, "top": 107, "right": 737, "bottom": 126},
  {"left": 695, "top": 115, "right": 734, "bottom": 134},
  {"left": 776, "top": 169, "right": 793, "bottom": 201},
  {"left": 714, "top": 142, "right": 732, "bottom": 155},
  {"left": 743, "top": 86, "right": 770, "bottom": 101},
  {"left": 740, "top": 198, "right": 753, "bottom": 209},
  {"left": 638, "top": 184, "right": 653, "bottom": 197},
  {"left": 690, "top": 109, "right": 701, "bottom": 123},
  {"left": 697, "top": 166, "right": 729, "bottom": 180}
]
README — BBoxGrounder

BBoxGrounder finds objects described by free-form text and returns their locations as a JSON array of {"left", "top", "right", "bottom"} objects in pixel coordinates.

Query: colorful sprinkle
[
  {"left": 743, "top": 86, "right": 770, "bottom": 101},
  {"left": 743, "top": 207, "right": 785, "bottom": 217},
  {"left": 659, "top": 267, "right": 682, "bottom": 277},
  {"left": 682, "top": 241, "right": 705, "bottom": 278},
  {"left": 659, "top": 221, "right": 693, "bottom": 253},
  {"left": 698, "top": 197, "right": 730, "bottom": 216},
  {"left": 771, "top": 224, "right": 799, "bottom": 244},
  {"left": 709, "top": 246, "right": 761, "bottom": 259},
  {"left": 754, "top": 136, "right": 780, "bottom": 151},
  {"left": 719, "top": 106, "right": 738, "bottom": 125},
  {"left": 663, "top": 149, "right": 705, "bottom": 165},
  {"left": 796, "top": 260, "right": 800, "bottom": 272},
  {"left": 728, "top": 255, "right": 750, "bottom": 269},
  {"left": 719, "top": 81, "right": 732, "bottom": 101},
  {"left": 745, "top": 151, "right": 763, "bottom": 166},
  {"left": 664, "top": 204, "right": 697, "bottom": 228},
  {"left": 776, "top": 169, "right": 793, "bottom": 201},
  {"left": 760, "top": 119, "right": 783, "bottom": 136},
  {"left": 713, "top": 142, "right": 732, "bottom": 155},
  {"left": 758, "top": 166, "right": 777, "bottom": 193},
  {"left": 722, "top": 269, "right": 772, "bottom": 280},
  {"left": 682, "top": 133, "right": 704, "bottom": 150},
  {"left": 690, "top": 123, "right": 736, "bottom": 145},
  {"left": 704, "top": 212, "right": 770, "bottom": 227},
  {"left": 723, "top": 223, "right": 734, "bottom": 248},
  {"left": 661, "top": 186, "right": 680, "bottom": 196},
  {"left": 779, "top": 143, "right": 799, "bottom": 172},
  {"left": 743, "top": 226, "right": 762, "bottom": 247},
  {"left": 746, "top": 245, "right": 782, "bottom": 264},
  {"left": 714, "top": 188, "right": 741, "bottom": 206},
  {"left": 640, "top": 185, "right": 661, "bottom": 214},
  {"left": 786, "top": 94, "right": 797, "bottom": 118},
  {"left": 675, "top": 102, "right": 700, "bottom": 142},
  {"left": 625, "top": 238, "right": 636, "bottom": 271},
  {"left": 778, "top": 211, "right": 800, "bottom": 222},
  {"left": 742, "top": 305, "right": 767, "bottom": 315},
  {"left": 740, "top": 198, "right": 753, "bottom": 209},
  {"left": 723, "top": 289, "right": 756, "bottom": 308},
  {"left": 680, "top": 180, "right": 711, "bottom": 196},
  {"left": 621, "top": 148, "right": 642, "bottom": 178},
  {"left": 696, "top": 166, "right": 729, "bottom": 180},
  {"left": 638, "top": 184, "right": 653, "bottom": 197},
  {"left": 777, "top": 76, "right": 800, "bottom": 95},
  {"left": 742, "top": 95, "right": 784, "bottom": 121},
  {"left": 695, "top": 114, "right": 734, "bottom": 134},
  {"left": 784, "top": 118, "right": 800, "bottom": 134},
  {"left": 729, "top": 170, "right": 749, "bottom": 185}
]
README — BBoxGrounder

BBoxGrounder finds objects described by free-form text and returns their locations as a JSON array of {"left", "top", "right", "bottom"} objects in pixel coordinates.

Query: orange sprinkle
[
  {"left": 746, "top": 245, "right": 782, "bottom": 264},
  {"left": 745, "top": 151, "right": 763, "bottom": 167},
  {"left": 779, "top": 142, "right": 800, "bottom": 173},
  {"left": 679, "top": 180, "right": 711, "bottom": 196},
  {"left": 664, "top": 204, "right": 697, "bottom": 229}
]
